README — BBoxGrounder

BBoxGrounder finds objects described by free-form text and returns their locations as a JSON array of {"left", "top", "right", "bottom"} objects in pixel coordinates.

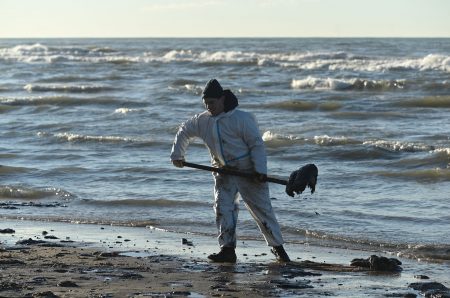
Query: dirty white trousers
[{"left": 213, "top": 174, "right": 284, "bottom": 248}]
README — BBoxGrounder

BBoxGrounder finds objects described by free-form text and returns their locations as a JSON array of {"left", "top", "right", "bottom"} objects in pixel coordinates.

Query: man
[{"left": 170, "top": 79, "right": 290, "bottom": 263}]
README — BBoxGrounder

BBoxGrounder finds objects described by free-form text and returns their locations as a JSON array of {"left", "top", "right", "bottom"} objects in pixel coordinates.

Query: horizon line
[{"left": 1, "top": 36, "right": 449, "bottom": 39}]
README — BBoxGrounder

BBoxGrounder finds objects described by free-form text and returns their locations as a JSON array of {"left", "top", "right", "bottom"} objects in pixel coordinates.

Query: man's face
[{"left": 203, "top": 96, "right": 225, "bottom": 116}]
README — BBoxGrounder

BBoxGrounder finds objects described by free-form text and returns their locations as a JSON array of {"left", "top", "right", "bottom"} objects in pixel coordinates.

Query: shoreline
[{"left": 1, "top": 219, "right": 449, "bottom": 297}]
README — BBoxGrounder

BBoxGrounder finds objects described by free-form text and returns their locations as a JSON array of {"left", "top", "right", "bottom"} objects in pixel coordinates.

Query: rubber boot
[
  {"left": 271, "top": 245, "right": 291, "bottom": 262},
  {"left": 207, "top": 247, "right": 237, "bottom": 263}
]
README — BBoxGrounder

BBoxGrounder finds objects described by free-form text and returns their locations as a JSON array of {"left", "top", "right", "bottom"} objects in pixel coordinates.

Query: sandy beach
[{"left": 1, "top": 220, "right": 449, "bottom": 297}]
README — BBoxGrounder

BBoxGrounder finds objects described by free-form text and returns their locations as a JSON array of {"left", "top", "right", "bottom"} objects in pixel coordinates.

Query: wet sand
[{"left": 1, "top": 220, "right": 449, "bottom": 297}]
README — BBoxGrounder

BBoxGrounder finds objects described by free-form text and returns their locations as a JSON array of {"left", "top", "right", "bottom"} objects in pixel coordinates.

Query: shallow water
[{"left": 1, "top": 38, "right": 449, "bottom": 264}]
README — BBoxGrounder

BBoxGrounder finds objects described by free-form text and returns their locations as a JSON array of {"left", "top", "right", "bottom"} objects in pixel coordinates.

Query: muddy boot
[
  {"left": 271, "top": 245, "right": 291, "bottom": 262},
  {"left": 207, "top": 247, "right": 237, "bottom": 263}
]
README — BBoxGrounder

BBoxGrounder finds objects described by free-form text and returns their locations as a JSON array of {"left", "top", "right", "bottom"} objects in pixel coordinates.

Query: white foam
[
  {"left": 363, "top": 140, "right": 433, "bottom": 152},
  {"left": 314, "top": 135, "right": 358, "bottom": 146},
  {"left": 291, "top": 76, "right": 405, "bottom": 91},
  {"left": 54, "top": 132, "right": 133, "bottom": 143},
  {"left": 291, "top": 77, "right": 354, "bottom": 90},
  {"left": 114, "top": 108, "right": 140, "bottom": 114},
  {"left": 24, "top": 83, "right": 111, "bottom": 93},
  {"left": 262, "top": 131, "right": 300, "bottom": 147},
  {"left": 2, "top": 44, "right": 448, "bottom": 73},
  {"left": 11, "top": 43, "right": 49, "bottom": 53},
  {"left": 419, "top": 54, "right": 450, "bottom": 72},
  {"left": 431, "top": 147, "right": 450, "bottom": 156}
]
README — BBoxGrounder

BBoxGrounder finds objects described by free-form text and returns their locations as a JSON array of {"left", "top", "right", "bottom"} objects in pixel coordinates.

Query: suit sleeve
[
  {"left": 242, "top": 114, "right": 268, "bottom": 175},
  {"left": 170, "top": 116, "right": 200, "bottom": 161}
]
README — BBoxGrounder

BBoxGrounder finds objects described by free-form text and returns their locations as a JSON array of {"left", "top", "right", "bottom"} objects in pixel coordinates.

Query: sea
[{"left": 1, "top": 38, "right": 449, "bottom": 265}]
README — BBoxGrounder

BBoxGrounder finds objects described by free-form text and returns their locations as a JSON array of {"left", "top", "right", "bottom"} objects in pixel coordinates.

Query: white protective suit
[{"left": 170, "top": 108, "right": 284, "bottom": 248}]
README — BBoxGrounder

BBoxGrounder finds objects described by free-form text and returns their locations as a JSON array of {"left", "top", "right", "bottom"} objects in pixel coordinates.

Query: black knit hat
[{"left": 202, "top": 79, "right": 223, "bottom": 99}]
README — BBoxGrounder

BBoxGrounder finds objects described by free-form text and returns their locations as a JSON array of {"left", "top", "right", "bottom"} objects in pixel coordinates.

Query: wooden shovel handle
[{"left": 182, "top": 161, "right": 287, "bottom": 186}]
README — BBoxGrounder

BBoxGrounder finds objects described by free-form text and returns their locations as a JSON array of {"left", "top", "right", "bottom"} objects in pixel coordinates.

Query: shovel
[{"left": 181, "top": 161, "right": 318, "bottom": 197}]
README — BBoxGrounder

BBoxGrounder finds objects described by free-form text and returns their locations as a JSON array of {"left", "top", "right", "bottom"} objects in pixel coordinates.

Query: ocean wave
[
  {"left": 0, "top": 185, "right": 74, "bottom": 200},
  {"left": 0, "top": 153, "right": 18, "bottom": 159},
  {"left": 341, "top": 209, "right": 441, "bottom": 225},
  {"left": 1, "top": 95, "right": 127, "bottom": 106},
  {"left": 423, "top": 80, "right": 450, "bottom": 92},
  {"left": 0, "top": 105, "right": 17, "bottom": 113},
  {"left": 392, "top": 95, "right": 450, "bottom": 108},
  {"left": 24, "top": 83, "right": 115, "bottom": 93},
  {"left": 0, "top": 215, "right": 158, "bottom": 228},
  {"left": 388, "top": 150, "right": 450, "bottom": 168},
  {"left": 264, "top": 100, "right": 318, "bottom": 111},
  {"left": 259, "top": 100, "right": 342, "bottom": 112},
  {"left": 432, "top": 147, "right": 450, "bottom": 156},
  {"left": 89, "top": 46, "right": 118, "bottom": 54},
  {"left": 329, "top": 111, "right": 409, "bottom": 120},
  {"left": 0, "top": 45, "right": 351, "bottom": 66},
  {"left": 284, "top": 226, "right": 410, "bottom": 252},
  {"left": 0, "top": 43, "right": 139, "bottom": 64},
  {"left": 3, "top": 44, "right": 448, "bottom": 73},
  {"left": 262, "top": 131, "right": 362, "bottom": 148},
  {"left": 372, "top": 168, "right": 450, "bottom": 182},
  {"left": 81, "top": 198, "right": 209, "bottom": 208},
  {"left": 363, "top": 140, "right": 436, "bottom": 153},
  {"left": 286, "top": 227, "right": 450, "bottom": 264},
  {"left": 36, "top": 74, "right": 122, "bottom": 83},
  {"left": 262, "top": 131, "right": 305, "bottom": 148},
  {"left": 38, "top": 132, "right": 165, "bottom": 147},
  {"left": 54, "top": 133, "right": 137, "bottom": 143},
  {"left": 170, "top": 78, "right": 200, "bottom": 86},
  {"left": 0, "top": 165, "right": 30, "bottom": 175},
  {"left": 263, "top": 132, "right": 448, "bottom": 159},
  {"left": 399, "top": 244, "right": 450, "bottom": 263},
  {"left": 365, "top": 140, "right": 450, "bottom": 158},
  {"left": 291, "top": 77, "right": 405, "bottom": 91},
  {"left": 162, "top": 49, "right": 261, "bottom": 65},
  {"left": 168, "top": 83, "right": 204, "bottom": 96},
  {"left": 157, "top": 50, "right": 450, "bottom": 72},
  {"left": 314, "top": 135, "right": 360, "bottom": 146},
  {"left": 114, "top": 108, "right": 144, "bottom": 114},
  {"left": 288, "top": 53, "right": 450, "bottom": 72}
]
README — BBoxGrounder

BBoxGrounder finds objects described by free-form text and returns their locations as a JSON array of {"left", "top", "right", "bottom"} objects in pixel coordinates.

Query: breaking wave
[
  {"left": 363, "top": 140, "right": 436, "bottom": 153},
  {"left": 263, "top": 131, "right": 450, "bottom": 157},
  {"left": 314, "top": 135, "right": 360, "bottom": 146},
  {"left": 36, "top": 74, "right": 122, "bottom": 83},
  {"left": 291, "top": 77, "right": 405, "bottom": 91},
  {"left": 24, "top": 83, "right": 115, "bottom": 93},
  {"left": 2, "top": 44, "right": 448, "bottom": 72},
  {"left": 38, "top": 132, "right": 165, "bottom": 147},
  {"left": 262, "top": 131, "right": 304, "bottom": 148},
  {"left": 52, "top": 132, "right": 136, "bottom": 143},
  {"left": 262, "top": 131, "right": 360, "bottom": 148}
]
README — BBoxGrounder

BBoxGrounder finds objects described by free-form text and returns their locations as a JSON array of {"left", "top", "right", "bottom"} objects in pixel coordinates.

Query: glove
[{"left": 172, "top": 159, "right": 185, "bottom": 168}]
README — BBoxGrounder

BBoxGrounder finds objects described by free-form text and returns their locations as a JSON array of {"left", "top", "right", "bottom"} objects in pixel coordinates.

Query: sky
[{"left": 0, "top": 0, "right": 449, "bottom": 38}]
